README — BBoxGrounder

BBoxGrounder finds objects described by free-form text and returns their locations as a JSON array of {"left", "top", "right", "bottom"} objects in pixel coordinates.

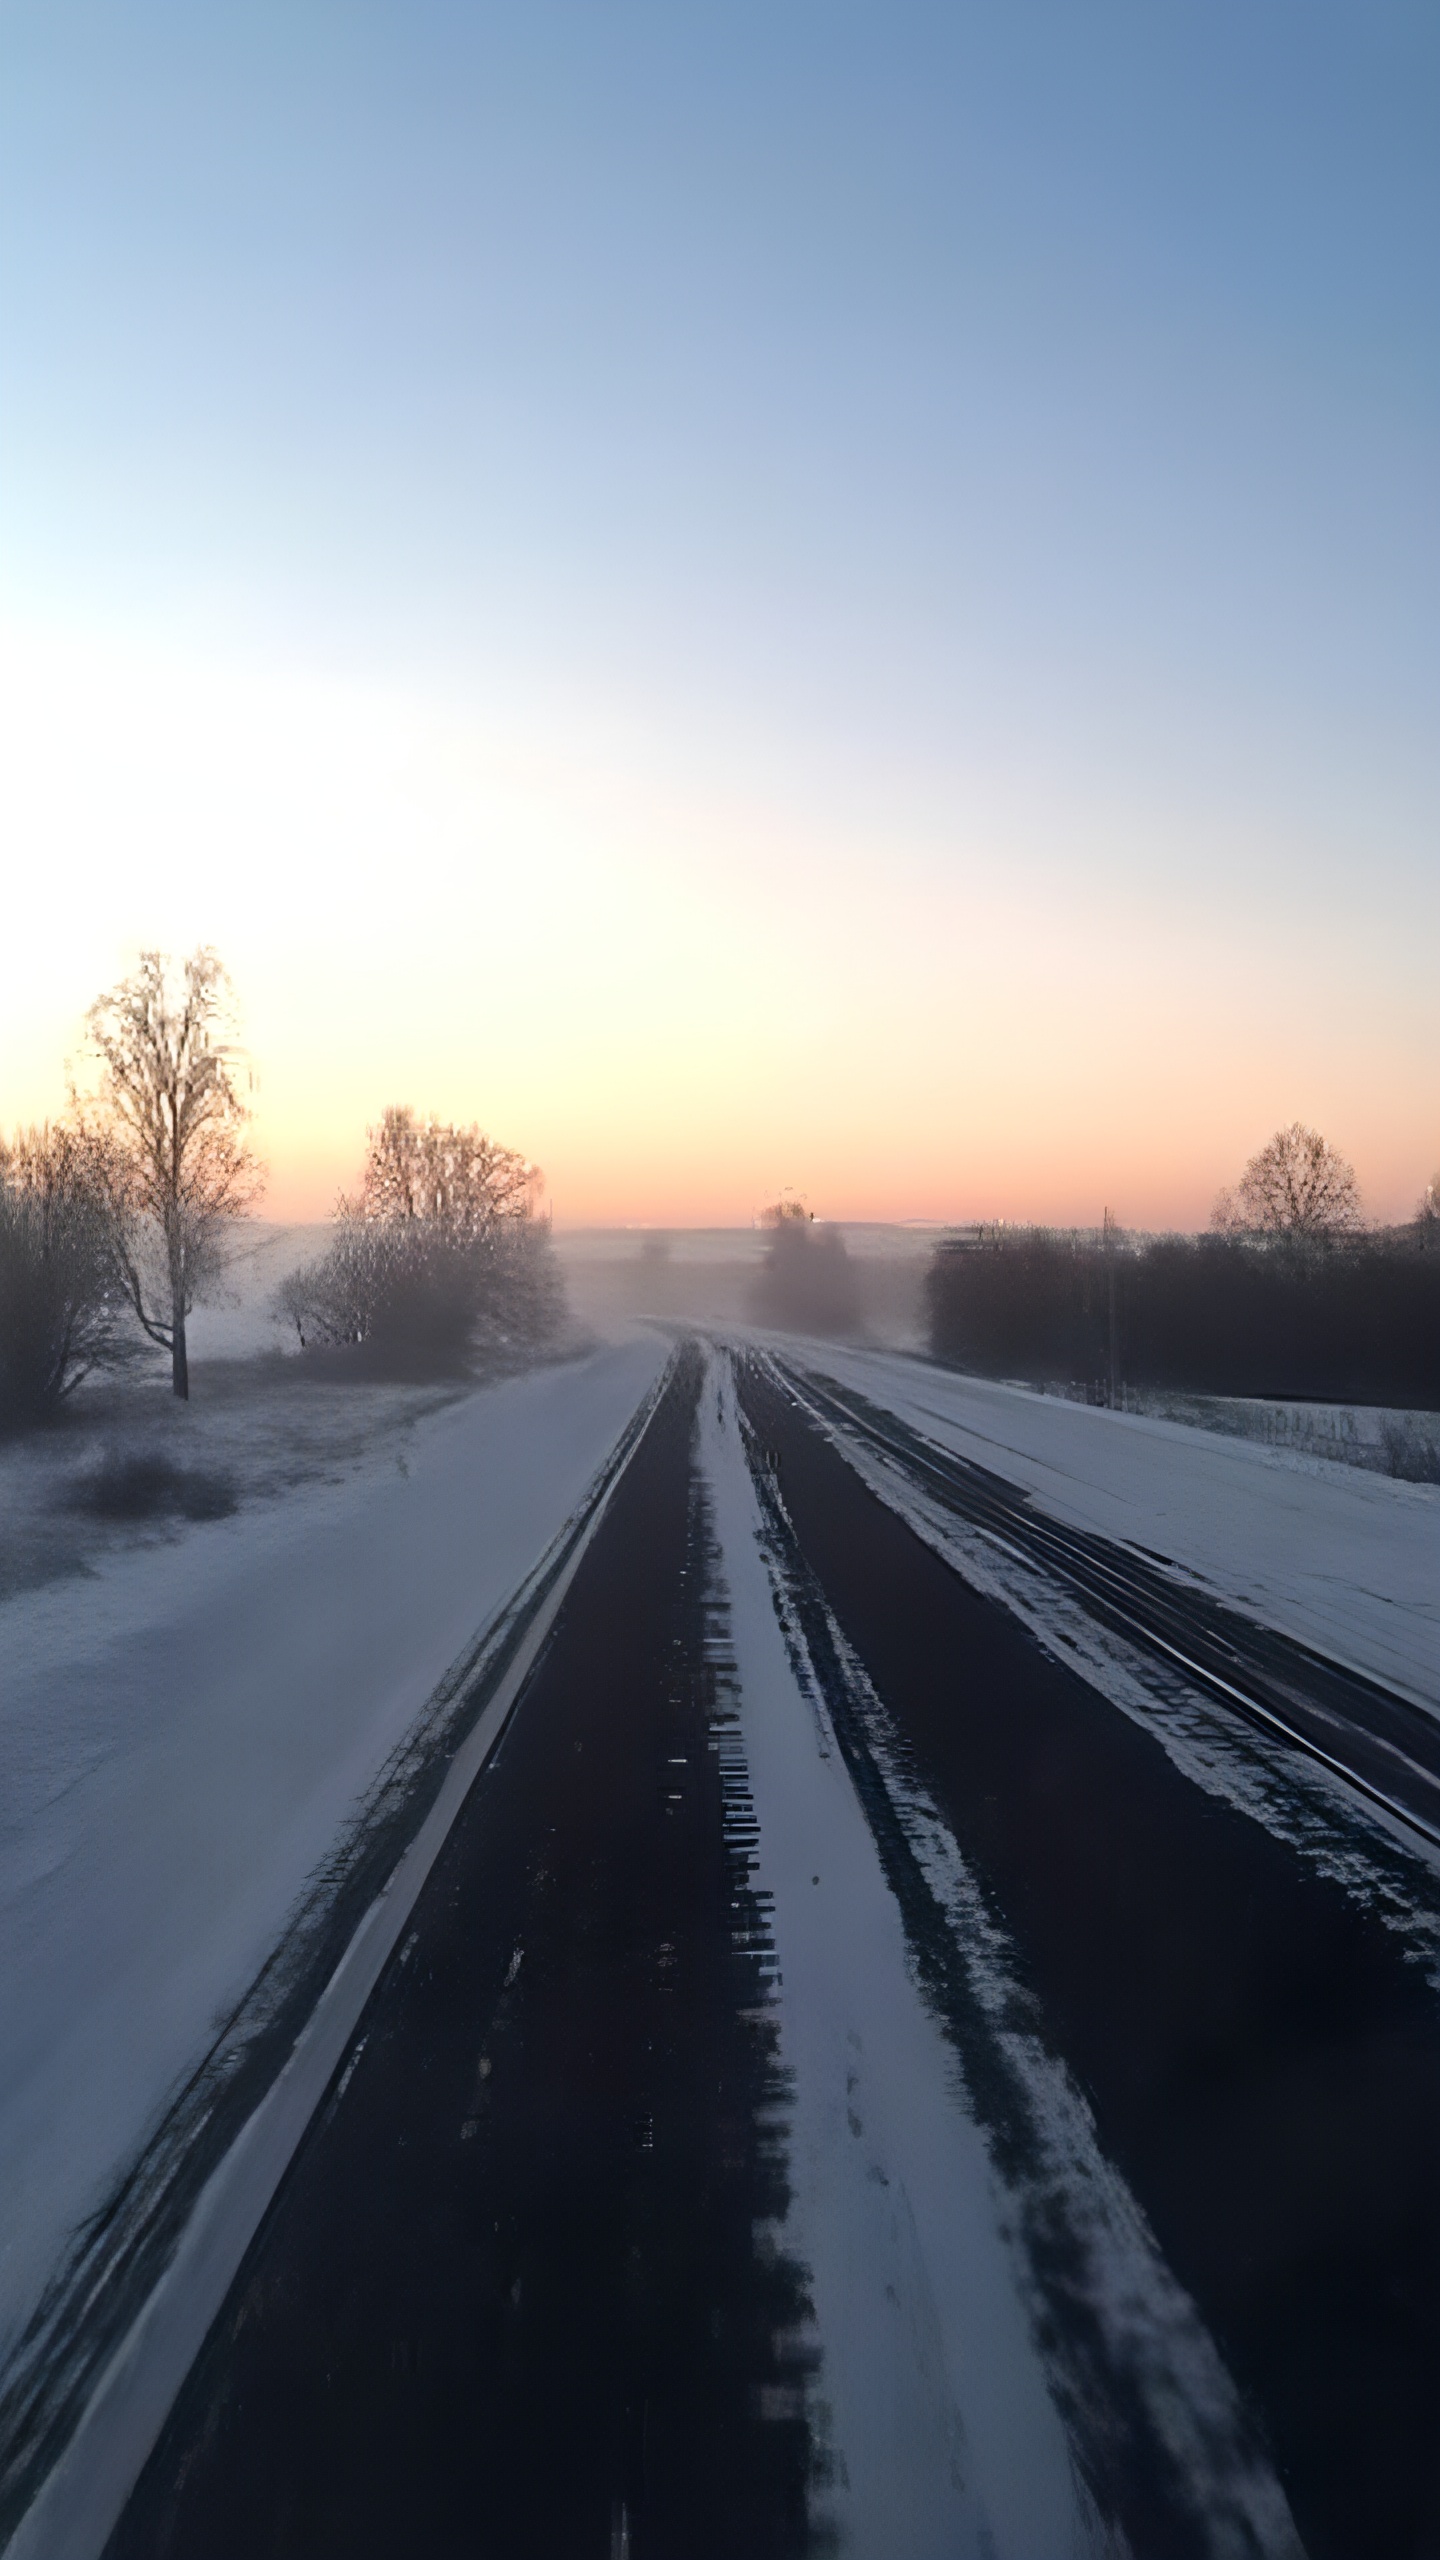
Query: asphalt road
[
  {"left": 105, "top": 1340, "right": 1440, "bottom": 2560},
  {"left": 735, "top": 1349, "right": 1440, "bottom": 2560}
]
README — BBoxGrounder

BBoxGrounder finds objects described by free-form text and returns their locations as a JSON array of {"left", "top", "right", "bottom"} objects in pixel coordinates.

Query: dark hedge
[{"left": 925, "top": 1229, "right": 1440, "bottom": 1410}]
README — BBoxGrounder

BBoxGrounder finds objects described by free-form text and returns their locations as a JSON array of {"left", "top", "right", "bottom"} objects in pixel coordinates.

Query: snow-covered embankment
[
  {"left": 0, "top": 1337, "right": 666, "bottom": 2378},
  {"left": 778, "top": 1344, "right": 1440, "bottom": 1714}
]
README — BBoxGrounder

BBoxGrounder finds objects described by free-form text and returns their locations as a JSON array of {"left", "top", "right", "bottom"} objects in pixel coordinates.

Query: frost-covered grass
[
  {"left": 0, "top": 1352, "right": 470, "bottom": 1603},
  {"left": 0, "top": 1205, "right": 601, "bottom": 1604},
  {"left": 1041, "top": 1380, "right": 1440, "bottom": 1484}
]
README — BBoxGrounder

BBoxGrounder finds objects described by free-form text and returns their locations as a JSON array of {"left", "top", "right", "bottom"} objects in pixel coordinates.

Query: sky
[{"left": 1, "top": 0, "right": 1436, "bottom": 1228}]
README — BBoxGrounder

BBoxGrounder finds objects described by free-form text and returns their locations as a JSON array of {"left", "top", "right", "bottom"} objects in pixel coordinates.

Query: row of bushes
[
  {"left": 277, "top": 1210, "right": 565, "bottom": 1379},
  {"left": 926, "top": 1227, "right": 1440, "bottom": 1410}
]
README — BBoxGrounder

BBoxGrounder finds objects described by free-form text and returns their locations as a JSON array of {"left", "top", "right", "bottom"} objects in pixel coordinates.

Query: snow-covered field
[
  {"left": 775, "top": 1343, "right": 1440, "bottom": 1714},
  {"left": 1113, "top": 1387, "right": 1440, "bottom": 1480},
  {"left": 0, "top": 1334, "right": 665, "bottom": 2377}
]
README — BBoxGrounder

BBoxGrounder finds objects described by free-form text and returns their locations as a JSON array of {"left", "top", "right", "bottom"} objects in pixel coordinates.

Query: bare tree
[
  {"left": 1417, "top": 1172, "right": 1440, "bottom": 1237},
  {"left": 358, "top": 1106, "right": 539, "bottom": 1233},
  {"left": 752, "top": 1198, "right": 861, "bottom": 1337},
  {"left": 1212, "top": 1123, "right": 1362, "bottom": 1242},
  {"left": 0, "top": 1124, "right": 124, "bottom": 1425},
  {"left": 82, "top": 949, "right": 263, "bottom": 1398},
  {"left": 279, "top": 1108, "right": 562, "bottom": 1374}
]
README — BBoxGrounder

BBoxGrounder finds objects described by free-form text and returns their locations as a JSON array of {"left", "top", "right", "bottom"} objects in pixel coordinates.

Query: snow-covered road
[{"left": 12, "top": 1332, "right": 1440, "bottom": 2558}]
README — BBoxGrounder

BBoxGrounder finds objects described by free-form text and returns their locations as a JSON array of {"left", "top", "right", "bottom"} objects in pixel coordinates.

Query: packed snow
[
  {"left": 0, "top": 1335, "right": 665, "bottom": 2377},
  {"left": 776, "top": 1344, "right": 1440, "bottom": 1714}
]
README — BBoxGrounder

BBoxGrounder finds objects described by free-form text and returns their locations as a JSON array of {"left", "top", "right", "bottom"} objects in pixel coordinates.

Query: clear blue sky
[{"left": 2, "top": 1, "right": 1436, "bottom": 1222}]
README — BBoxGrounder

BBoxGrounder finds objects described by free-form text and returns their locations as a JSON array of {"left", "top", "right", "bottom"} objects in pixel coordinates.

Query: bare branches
[
  {"left": 358, "top": 1106, "right": 539, "bottom": 1235},
  {"left": 279, "top": 1108, "right": 562, "bottom": 1377},
  {"left": 81, "top": 949, "right": 264, "bottom": 1397},
  {"left": 1212, "top": 1124, "right": 1362, "bottom": 1242},
  {"left": 0, "top": 1125, "right": 125, "bottom": 1426}
]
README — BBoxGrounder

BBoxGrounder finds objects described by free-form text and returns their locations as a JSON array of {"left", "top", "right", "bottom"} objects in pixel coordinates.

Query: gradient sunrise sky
[{"left": 2, "top": 1, "right": 1435, "bottom": 1227}]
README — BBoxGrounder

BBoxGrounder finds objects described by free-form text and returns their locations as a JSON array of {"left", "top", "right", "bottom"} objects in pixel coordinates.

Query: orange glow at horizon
[{"left": 1, "top": 623, "right": 1435, "bottom": 1240}]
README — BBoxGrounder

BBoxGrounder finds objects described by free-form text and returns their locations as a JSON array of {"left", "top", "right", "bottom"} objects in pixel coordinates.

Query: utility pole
[{"left": 1103, "top": 1206, "right": 1119, "bottom": 1409}]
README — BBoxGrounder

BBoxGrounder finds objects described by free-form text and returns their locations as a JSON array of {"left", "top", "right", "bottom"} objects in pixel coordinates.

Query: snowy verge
[
  {"left": 0, "top": 1337, "right": 666, "bottom": 2431},
  {"left": 769, "top": 1341, "right": 1440, "bottom": 1714}
]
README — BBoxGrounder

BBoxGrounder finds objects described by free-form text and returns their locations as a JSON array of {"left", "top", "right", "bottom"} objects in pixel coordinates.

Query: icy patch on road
[{"left": 699, "top": 1350, "right": 1114, "bottom": 2560}]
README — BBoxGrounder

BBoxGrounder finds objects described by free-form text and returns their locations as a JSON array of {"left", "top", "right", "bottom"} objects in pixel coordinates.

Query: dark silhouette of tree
[
  {"left": 751, "top": 1200, "right": 860, "bottom": 1338},
  {"left": 0, "top": 1124, "right": 124, "bottom": 1425},
  {"left": 1212, "top": 1123, "right": 1361, "bottom": 1240},
  {"left": 83, "top": 949, "right": 263, "bottom": 1398}
]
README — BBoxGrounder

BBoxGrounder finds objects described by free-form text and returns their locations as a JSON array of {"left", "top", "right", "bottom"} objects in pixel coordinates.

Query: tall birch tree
[{"left": 84, "top": 949, "right": 263, "bottom": 1398}]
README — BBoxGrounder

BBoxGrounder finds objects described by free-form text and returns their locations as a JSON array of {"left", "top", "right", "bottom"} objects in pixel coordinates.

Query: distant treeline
[{"left": 926, "top": 1227, "right": 1440, "bottom": 1411}]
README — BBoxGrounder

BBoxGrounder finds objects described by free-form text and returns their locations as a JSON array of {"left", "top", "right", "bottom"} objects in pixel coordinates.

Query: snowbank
[
  {"left": 0, "top": 1336, "right": 665, "bottom": 2370},
  {"left": 778, "top": 1345, "right": 1440, "bottom": 1714}
]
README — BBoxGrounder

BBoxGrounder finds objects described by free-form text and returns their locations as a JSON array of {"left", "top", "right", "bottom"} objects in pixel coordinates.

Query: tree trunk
[{"left": 171, "top": 1313, "right": 190, "bottom": 1400}]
